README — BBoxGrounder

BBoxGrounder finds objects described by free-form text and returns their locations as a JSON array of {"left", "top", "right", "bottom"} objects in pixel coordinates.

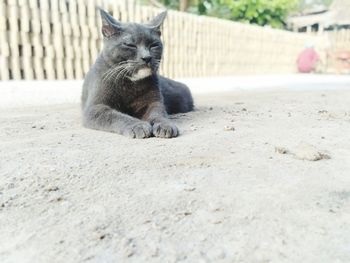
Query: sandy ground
[{"left": 1, "top": 88, "right": 350, "bottom": 263}]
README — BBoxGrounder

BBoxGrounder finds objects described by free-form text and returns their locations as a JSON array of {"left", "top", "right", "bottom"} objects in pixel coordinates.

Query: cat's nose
[{"left": 141, "top": 56, "right": 152, "bottom": 64}]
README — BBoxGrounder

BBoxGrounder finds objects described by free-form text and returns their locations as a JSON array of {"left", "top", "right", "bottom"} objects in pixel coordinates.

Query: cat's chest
[{"left": 106, "top": 83, "right": 160, "bottom": 117}]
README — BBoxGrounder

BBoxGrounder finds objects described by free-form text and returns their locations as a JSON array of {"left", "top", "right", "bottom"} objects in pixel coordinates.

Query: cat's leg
[
  {"left": 83, "top": 104, "right": 152, "bottom": 139},
  {"left": 143, "top": 102, "right": 179, "bottom": 138}
]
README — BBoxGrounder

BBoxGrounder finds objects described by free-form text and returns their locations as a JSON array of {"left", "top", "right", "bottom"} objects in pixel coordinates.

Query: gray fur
[{"left": 81, "top": 9, "right": 193, "bottom": 138}]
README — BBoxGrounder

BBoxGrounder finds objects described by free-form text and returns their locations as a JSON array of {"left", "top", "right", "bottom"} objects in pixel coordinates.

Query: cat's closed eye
[
  {"left": 122, "top": 42, "right": 137, "bottom": 49},
  {"left": 150, "top": 43, "right": 160, "bottom": 49}
]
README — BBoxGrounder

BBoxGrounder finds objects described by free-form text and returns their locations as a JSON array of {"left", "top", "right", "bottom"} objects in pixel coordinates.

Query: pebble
[
  {"left": 46, "top": 186, "right": 59, "bottom": 192},
  {"left": 275, "top": 146, "right": 289, "bottom": 154},
  {"left": 122, "top": 238, "right": 136, "bottom": 258},
  {"left": 184, "top": 187, "right": 196, "bottom": 192},
  {"left": 223, "top": 126, "right": 235, "bottom": 131},
  {"left": 209, "top": 202, "right": 223, "bottom": 212}
]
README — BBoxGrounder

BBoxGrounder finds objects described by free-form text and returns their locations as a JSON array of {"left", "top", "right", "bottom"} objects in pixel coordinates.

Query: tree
[
  {"left": 149, "top": 0, "right": 300, "bottom": 29},
  {"left": 226, "top": 0, "right": 299, "bottom": 28},
  {"left": 299, "top": 0, "right": 333, "bottom": 9},
  {"left": 180, "top": 0, "right": 189, "bottom": 11},
  {"left": 154, "top": 0, "right": 191, "bottom": 11}
]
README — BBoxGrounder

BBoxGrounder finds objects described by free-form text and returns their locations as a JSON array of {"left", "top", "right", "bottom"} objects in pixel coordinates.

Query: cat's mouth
[{"left": 128, "top": 66, "right": 152, "bottom": 82}]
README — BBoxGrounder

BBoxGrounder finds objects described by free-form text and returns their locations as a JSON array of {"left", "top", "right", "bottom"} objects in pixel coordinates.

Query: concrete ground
[{"left": 0, "top": 78, "right": 350, "bottom": 262}]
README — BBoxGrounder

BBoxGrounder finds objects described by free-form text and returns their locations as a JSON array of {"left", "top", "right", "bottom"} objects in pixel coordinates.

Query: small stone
[
  {"left": 242, "top": 108, "right": 247, "bottom": 111},
  {"left": 209, "top": 107, "right": 213, "bottom": 110},
  {"left": 124, "top": 247, "right": 134, "bottom": 258},
  {"left": 184, "top": 187, "right": 196, "bottom": 192},
  {"left": 122, "top": 238, "right": 136, "bottom": 258},
  {"left": 224, "top": 126, "right": 235, "bottom": 131},
  {"left": 209, "top": 202, "right": 223, "bottom": 212},
  {"left": 275, "top": 146, "right": 289, "bottom": 154},
  {"left": 47, "top": 186, "right": 59, "bottom": 192}
]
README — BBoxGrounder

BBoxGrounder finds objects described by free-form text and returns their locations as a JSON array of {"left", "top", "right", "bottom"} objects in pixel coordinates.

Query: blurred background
[{"left": 0, "top": 0, "right": 349, "bottom": 81}]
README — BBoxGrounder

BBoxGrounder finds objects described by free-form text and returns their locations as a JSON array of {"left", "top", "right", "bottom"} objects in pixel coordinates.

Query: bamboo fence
[
  {"left": 0, "top": 0, "right": 323, "bottom": 80},
  {"left": 323, "top": 30, "right": 350, "bottom": 74}
]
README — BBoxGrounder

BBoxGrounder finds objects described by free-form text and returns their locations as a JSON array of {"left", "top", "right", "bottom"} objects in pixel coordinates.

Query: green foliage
[
  {"left": 156, "top": 0, "right": 300, "bottom": 28},
  {"left": 299, "top": 0, "right": 333, "bottom": 9},
  {"left": 195, "top": 0, "right": 231, "bottom": 18},
  {"left": 220, "top": 0, "right": 299, "bottom": 28},
  {"left": 193, "top": 0, "right": 299, "bottom": 28},
  {"left": 159, "top": 0, "right": 180, "bottom": 10}
]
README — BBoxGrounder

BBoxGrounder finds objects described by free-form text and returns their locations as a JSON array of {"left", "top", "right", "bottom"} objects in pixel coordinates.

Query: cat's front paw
[
  {"left": 123, "top": 122, "right": 152, "bottom": 139},
  {"left": 152, "top": 120, "right": 179, "bottom": 138}
]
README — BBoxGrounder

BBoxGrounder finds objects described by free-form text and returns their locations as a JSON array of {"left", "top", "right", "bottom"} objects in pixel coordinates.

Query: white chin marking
[{"left": 129, "top": 68, "right": 152, "bottom": 81}]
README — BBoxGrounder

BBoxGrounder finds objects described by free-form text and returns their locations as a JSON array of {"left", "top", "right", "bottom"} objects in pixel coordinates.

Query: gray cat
[{"left": 81, "top": 9, "right": 193, "bottom": 138}]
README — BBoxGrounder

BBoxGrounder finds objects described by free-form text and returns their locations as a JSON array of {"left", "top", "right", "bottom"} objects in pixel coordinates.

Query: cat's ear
[
  {"left": 147, "top": 11, "right": 167, "bottom": 34},
  {"left": 99, "top": 8, "right": 122, "bottom": 38}
]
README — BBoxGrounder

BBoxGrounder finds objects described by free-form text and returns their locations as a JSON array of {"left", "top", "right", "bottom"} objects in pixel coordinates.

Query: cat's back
[{"left": 159, "top": 76, "right": 194, "bottom": 114}]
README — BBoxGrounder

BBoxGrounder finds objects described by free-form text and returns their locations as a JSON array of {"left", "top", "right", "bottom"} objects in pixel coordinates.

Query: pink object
[{"left": 297, "top": 48, "right": 320, "bottom": 73}]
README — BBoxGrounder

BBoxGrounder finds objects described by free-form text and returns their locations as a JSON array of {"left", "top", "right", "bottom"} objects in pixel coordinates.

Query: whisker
[{"left": 102, "top": 67, "right": 123, "bottom": 84}]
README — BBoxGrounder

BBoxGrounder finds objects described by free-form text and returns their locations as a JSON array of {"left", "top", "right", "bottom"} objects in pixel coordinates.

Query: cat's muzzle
[{"left": 128, "top": 66, "right": 152, "bottom": 82}]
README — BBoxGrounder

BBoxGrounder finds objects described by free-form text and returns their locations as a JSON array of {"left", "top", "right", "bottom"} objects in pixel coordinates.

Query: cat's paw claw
[
  {"left": 124, "top": 122, "right": 152, "bottom": 139},
  {"left": 153, "top": 121, "right": 179, "bottom": 138}
]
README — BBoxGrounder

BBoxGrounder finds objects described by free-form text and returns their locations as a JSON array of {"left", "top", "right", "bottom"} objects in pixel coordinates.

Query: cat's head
[{"left": 99, "top": 8, "right": 167, "bottom": 82}]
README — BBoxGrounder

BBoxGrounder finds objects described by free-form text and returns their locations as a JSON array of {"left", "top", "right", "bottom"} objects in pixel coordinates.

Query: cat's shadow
[{"left": 169, "top": 106, "right": 219, "bottom": 125}]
